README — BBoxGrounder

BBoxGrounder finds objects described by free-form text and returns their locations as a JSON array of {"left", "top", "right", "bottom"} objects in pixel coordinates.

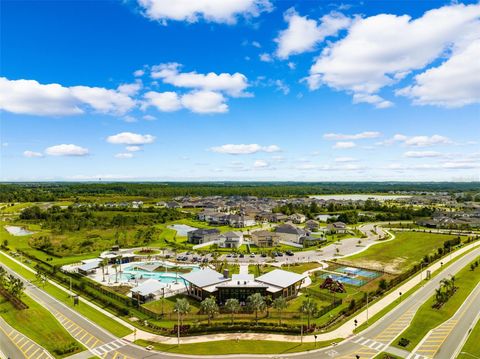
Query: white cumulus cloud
[
  {"left": 397, "top": 39, "right": 480, "bottom": 108},
  {"left": 253, "top": 159, "right": 269, "bottom": 168},
  {"left": 404, "top": 150, "right": 443, "bottom": 158},
  {"left": 333, "top": 141, "right": 356, "bottom": 149},
  {"left": 306, "top": 3, "right": 480, "bottom": 108},
  {"left": 210, "top": 144, "right": 281, "bottom": 155},
  {"left": 45, "top": 144, "right": 89, "bottom": 156},
  {"left": 0, "top": 77, "right": 135, "bottom": 116},
  {"left": 324, "top": 131, "right": 381, "bottom": 140},
  {"left": 115, "top": 153, "right": 134, "bottom": 159},
  {"left": 23, "top": 150, "right": 43, "bottom": 158},
  {"left": 151, "top": 63, "right": 249, "bottom": 97},
  {"left": 107, "top": 132, "right": 156, "bottom": 145},
  {"left": 126, "top": 146, "right": 142, "bottom": 152},
  {"left": 143, "top": 91, "right": 182, "bottom": 112},
  {"left": 137, "top": 0, "right": 272, "bottom": 24},
  {"left": 275, "top": 8, "right": 351, "bottom": 59}
]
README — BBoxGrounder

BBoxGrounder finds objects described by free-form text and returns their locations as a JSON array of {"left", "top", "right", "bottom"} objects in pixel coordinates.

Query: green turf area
[
  {"left": 342, "top": 231, "right": 465, "bottom": 274},
  {"left": 0, "top": 293, "right": 83, "bottom": 358},
  {"left": 373, "top": 352, "right": 402, "bottom": 359},
  {"left": 281, "top": 262, "right": 322, "bottom": 274},
  {"left": 135, "top": 338, "right": 340, "bottom": 355},
  {"left": 457, "top": 319, "right": 480, "bottom": 359},
  {"left": 0, "top": 251, "right": 132, "bottom": 337},
  {"left": 393, "top": 256, "right": 480, "bottom": 351}
]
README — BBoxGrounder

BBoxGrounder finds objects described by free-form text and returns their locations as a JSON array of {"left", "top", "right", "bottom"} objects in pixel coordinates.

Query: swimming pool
[{"left": 109, "top": 261, "right": 199, "bottom": 284}]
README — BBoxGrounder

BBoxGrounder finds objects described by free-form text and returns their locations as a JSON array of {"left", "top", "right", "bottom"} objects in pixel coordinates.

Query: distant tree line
[
  {"left": 1, "top": 182, "right": 479, "bottom": 202},
  {"left": 273, "top": 199, "right": 435, "bottom": 223}
]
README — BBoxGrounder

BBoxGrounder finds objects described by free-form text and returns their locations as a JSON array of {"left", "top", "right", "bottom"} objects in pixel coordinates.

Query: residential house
[
  {"left": 250, "top": 230, "right": 280, "bottom": 248},
  {"left": 289, "top": 213, "right": 306, "bottom": 224},
  {"left": 327, "top": 222, "right": 347, "bottom": 234},
  {"left": 218, "top": 231, "right": 244, "bottom": 248},
  {"left": 275, "top": 224, "right": 307, "bottom": 244},
  {"left": 187, "top": 228, "right": 221, "bottom": 245}
]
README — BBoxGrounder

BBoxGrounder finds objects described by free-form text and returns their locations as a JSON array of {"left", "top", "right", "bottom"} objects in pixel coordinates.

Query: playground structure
[{"left": 320, "top": 276, "right": 346, "bottom": 293}]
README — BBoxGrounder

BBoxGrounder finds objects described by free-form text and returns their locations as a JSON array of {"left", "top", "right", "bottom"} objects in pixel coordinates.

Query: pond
[
  {"left": 4, "top": 225, "right": 34, "bottom": 236},
  {"left": 167, "top": 224, "right": 198, "bottom": 236}
]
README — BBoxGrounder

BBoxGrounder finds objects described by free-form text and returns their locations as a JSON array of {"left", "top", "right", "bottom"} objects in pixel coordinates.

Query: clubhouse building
[{"left": 181, "top": 268, "right": 305, "bottom": 303}]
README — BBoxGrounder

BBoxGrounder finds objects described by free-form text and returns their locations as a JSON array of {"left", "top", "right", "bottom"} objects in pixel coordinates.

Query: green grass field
[
  {"left": 457, "top": 319, "right": 480, "bottom": 359},
  {"left": 393, "top": 256, "right": 480, "bottom": 351},
  {"left": 0, "top": 293, "right": 83, "bottom": 358},
  {"left": 342, "top": 231, "right": 464, "bottom": 273},
  {"left": 135, "top": 338, "right": 340, "bottom": 355},
  {"left": 0, "top": 251, "right": 132, "bottom": 337}
]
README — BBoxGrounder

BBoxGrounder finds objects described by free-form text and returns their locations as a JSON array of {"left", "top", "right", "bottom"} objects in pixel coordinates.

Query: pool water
[{"left": 108, "top": 262, "right": 199, "bottom": 285}]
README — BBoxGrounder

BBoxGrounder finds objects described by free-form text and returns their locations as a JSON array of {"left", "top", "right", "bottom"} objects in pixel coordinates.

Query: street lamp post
[{"left": 366, "top": 292, "right": 369, "bottom": 324}]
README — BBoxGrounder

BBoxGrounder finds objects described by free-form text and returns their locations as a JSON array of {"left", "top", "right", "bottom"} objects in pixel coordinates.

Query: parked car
[{"left": 285, "top": 250, "right": 294, "bottom": 256}]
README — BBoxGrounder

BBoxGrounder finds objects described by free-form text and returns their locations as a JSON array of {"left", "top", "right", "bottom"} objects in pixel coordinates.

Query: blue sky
[{"left": 1, "top": 0, "right": 479, "bottom": 181}]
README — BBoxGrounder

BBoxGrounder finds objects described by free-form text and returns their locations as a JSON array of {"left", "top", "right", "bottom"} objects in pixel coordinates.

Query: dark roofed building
[{"left": 187, "top": 228, "right": 221, "bottom": 245}]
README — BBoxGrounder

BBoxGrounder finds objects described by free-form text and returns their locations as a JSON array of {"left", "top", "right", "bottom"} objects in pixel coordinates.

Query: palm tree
[
  {"left": 112, "top": 263, "right": 119, "bottom": 283},
  {"left": 100, "top": 259, "right": 108, "bottom": 282},
  {"left": 450, "top": 275, "right": 456, "bottom": 294},
  {"left": 174, "top": 298, "right": 191, "bottom": 326},
  {"left": 225, "top": 298, "right": 240, "bottom": 325},
  {"left": 247, "top": 293, "right": 266, "bottom": 324},
  {"left": 272, "top": 297, "right": 287, "bottom": 325},
  {"left": 300, "top": 298, "right": 318, "bottom": 330},
  {"left": 200, "top": 296, "right": 219, "bottom": 325}
]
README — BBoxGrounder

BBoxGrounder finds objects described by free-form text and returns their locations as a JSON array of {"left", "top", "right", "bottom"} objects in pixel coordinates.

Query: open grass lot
[
  {"left": 393, "top": 256, "right": 480, "bottom": 351},
  {"left": 135, "top": 338, "right": 340, "bottom": 355},
  {"left": 457, "top": 319, "right": 480, "bottom": 359},
  {"left": 342, "top": 231, "right": 465, "bottom": 274},
  {"left": 0, "top": 293, "right": 83, "bottom": 358},
  {"left": 0, "top": 251, "right": 132, "bottom": 337}
]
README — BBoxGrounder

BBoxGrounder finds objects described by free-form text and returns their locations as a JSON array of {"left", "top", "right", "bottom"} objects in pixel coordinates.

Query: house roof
[
  {"left": 275, "top": 224, "right": 305, "bottom": 235},
  {"left": 78, "top": 260, "right": 100, "bottom": 272},
  {"left": 130, "top": 279, "right": 166, "bottom": 296},
  {"left": 221, "top": 231, "right": 243, "bottom": 239},
  {"left": 189, "top": 228, "right": 221, "bottom": 236},
  {"left": 256, "top": 269, "right": 306, "bottom": 289},
  {"left": 251, "top": 230, "right": 279, "bottom": 238},
  {"left": 180, "top": 268, "right": 229, "bottom": 288}
]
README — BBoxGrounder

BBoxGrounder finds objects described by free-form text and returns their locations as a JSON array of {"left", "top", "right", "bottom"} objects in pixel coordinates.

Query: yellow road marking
[
  {"left": 78, "top": 331, "right": 89, "bottom": 341},
  {"left": 24, "top": 343, "right": 35, "bottom": 354},
  {"left": 28, "top": 347, "right": 41, "bottom": 358}
]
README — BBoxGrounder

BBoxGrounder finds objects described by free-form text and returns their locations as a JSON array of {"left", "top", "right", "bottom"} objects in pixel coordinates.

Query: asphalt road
[{"left": 1, "top": 244, "right": 478, "bottom": 359}]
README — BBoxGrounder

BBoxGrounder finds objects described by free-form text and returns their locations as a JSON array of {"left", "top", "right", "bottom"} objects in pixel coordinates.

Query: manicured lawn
[
  {"left": 0, "top": 251, "right": 132, "bottom": 337},
  {"left": 343, "top": 231, "right": 465, "bottom": 273},
  {"left": 457, "top": 319, "right": 480, "bottom": 359},
  {"left": 373, "top": 352, "right": 402, "bottom": 359},
  {"left": 281, "top": 262, "right": 322, "bottom": 274},
  {"left": 393, "top": 256, "right": 480, "bottom": 351},
  {"left": 143, "top": 294, "right": 201, "bottom": 314},
  {"left": 0, "top": 293, "right": 83, "bottom": 358},
  {"left": 135, "top": 338, "right": 340, "bottom": 355}
]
